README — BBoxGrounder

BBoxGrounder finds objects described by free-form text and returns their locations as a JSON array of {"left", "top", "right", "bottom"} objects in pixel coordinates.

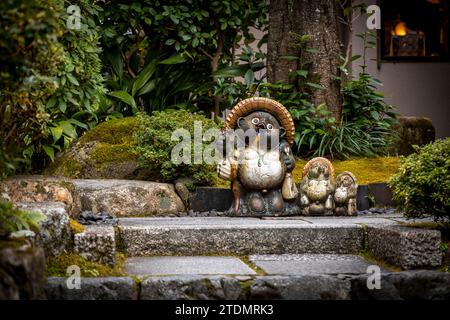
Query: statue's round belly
[{"left": 239, "top": 151, "right": 285, "bottom": 190}]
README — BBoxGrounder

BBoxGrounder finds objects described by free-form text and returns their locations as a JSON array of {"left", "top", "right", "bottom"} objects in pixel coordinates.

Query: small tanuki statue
[
  {"left": 299, "top": 157, "right": 359, "bottom": 216},
  {"left": 216, "top": 97, "right": 300, "bottom": 216},
  {"left": 299, "top": 157, "right": 335, "bottom": 216},
  {"left": 334, "top": 171, "right": 358, "bottom": 216}
]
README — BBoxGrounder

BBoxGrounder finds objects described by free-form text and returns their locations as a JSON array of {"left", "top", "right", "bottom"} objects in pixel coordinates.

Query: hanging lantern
[{"left": 394, "top": 20, "right": 407, "bottom": 36}]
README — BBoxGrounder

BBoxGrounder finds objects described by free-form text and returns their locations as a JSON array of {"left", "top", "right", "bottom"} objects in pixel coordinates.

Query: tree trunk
[{"left": 268, "top": 0, "right": 343, "bottom": 122}]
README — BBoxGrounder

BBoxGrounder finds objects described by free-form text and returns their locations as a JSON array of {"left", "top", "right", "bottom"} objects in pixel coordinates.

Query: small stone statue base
[{"left": 227, "top": 184, "right": 301, "bottom": 216}]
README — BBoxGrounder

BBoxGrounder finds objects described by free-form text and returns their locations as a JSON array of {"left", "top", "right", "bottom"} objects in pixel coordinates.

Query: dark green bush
[
  {"left": 389, "top": 138, "right": 450, "bottom": 221},
  {"left": 0, "top": 0, "right": 109, "bottom": 176},
  {"left": 133, "top": 110, "right": 218, "bottom": 185}
]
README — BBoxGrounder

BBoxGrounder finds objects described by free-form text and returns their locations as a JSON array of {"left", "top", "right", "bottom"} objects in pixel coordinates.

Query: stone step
[
  {"left": 125, "top": 256, "right": 257, "bottom": 276},
  {"left": 124, "top": 254, "right": 381, "bottom": 277},
  {"left": 117, "top": 216, "right": 399, "bottom": 256},
  {"left": 46, "top": 267, "right": 450, "bottom": 300}
]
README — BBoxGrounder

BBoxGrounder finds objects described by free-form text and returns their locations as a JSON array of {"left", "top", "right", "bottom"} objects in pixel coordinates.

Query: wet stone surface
[{"left": 77, "top": 210, "right": 118, "bottom": 225}]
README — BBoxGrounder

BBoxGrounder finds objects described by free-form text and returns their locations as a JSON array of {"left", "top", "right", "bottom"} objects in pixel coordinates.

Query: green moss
[
  {"left": 358, "top": 249, "right": 402, "bottom": 272},
  {"left": 69, "top": 219, "right": 85, "bottom": 234},
  {"left": 46, "top": 251, "right": 126, "bottom": 277},
  {"left": 78, "top": 117, "right": 139, "bottom": 145},
  {"left": 45, "top": 117, "right": 140, "bottom": 178},
  {"left": 0, "top": 238, "right": 27, "bottom": 250},
  {"left": 56, "top": 160, "right": 82, "bottom": 178},
  {"left": 88, "top": 141, "right": 137, "bottom": 165},
  {"left": 240, "top": 256, "right": 266, "bottom": 276}
]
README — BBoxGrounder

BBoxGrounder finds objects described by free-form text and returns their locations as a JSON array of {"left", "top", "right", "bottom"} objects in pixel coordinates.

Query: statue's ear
[
  {"left": 237, "top": 117, "right": 246, "bottom": 129},
  {"left": 279, "top": 127, "right": 286, "bottom": 138}
]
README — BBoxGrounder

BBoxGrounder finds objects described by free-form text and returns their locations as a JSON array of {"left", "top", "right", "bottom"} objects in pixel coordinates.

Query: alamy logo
[
  {"left": 366, "top": 265, "right": 381, "bottom": 289},
  {"left": 366, "top": 5, "right": 381, "bottom": 30},
  {"left": 66, "top": 5, "right": 81, "bottom": 30},
  {"left": 66, "top": 265, "right": 81, "bottom": 289}
]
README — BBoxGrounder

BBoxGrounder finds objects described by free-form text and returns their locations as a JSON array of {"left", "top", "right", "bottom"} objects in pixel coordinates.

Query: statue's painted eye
[
  {"left": 267, "top": 124, "right": 273, "bottom": 130},
  {"left": 251, "top": 118, "right": 259, "bottom": 125}
]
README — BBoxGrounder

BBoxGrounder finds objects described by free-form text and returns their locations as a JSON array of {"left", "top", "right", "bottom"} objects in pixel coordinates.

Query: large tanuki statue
[{"left": 217, "top": 97, "right": 300, "bottom": 216}]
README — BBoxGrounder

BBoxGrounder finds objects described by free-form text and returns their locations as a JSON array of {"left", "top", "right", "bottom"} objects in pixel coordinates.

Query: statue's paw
[{"left": 217, "top": 159, "right": 237, "bottom": 180}]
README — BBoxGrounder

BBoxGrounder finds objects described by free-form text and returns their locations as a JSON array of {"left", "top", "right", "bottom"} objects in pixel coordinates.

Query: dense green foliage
[
  {"left": 97, "top": 0, "right": 267, "bottom": 115},
  {"left": 0, "top": 201, "right": 45, "bottom": 237},
  {"left": 0, "top": 0, "right": 111, "bottom": 176},
  {"left": 134, "top": 111, "right": 218, "bottom": 185},
  {"left": 389, "top": 138, "right": 450, "bottom": 221}
]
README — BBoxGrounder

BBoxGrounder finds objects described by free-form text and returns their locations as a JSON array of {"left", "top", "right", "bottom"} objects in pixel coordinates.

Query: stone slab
[
  {"left": 71, "top": 179, "right": 185, "bottom": 216},
  {"left": 249, "top": 275, "right": 351, "bottom": 300},
  {"left": 350, "top": 270, "right": 450, "bottom": 300},
  {"left": 0, "top": 176, "right": 186, "bottom": 217},
  {"left": 74, "top": 225, "right": 116, "bottom": 267},
  {"left": 15, "top": 201, "right": 70, "bottom": 257},
  {"left": 140, "top": 276, "right": 245, "bottom": 300},
  {"left": 189, "top": 187, "right": 233, "bottom": 212},
  {"left": 46, "top": 277, "right": 138, "bottom": 300},
  {"left": 126, "top": 256, "right": 256, "bottom": 276},
  {"left": 367, "top": 225, "right": 442, "bottom": 269},
  {"left": 45, "top": 271, "right": 450, "bottom": 300},
  {"left": 249, "top": 254, "right": 379, "bottom": 275},
  {"left": 118, "top": 217, "right": 365, "bottom": 256}
]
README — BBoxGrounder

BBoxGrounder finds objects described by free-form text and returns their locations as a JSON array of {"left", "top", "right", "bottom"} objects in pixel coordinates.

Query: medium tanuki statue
[
  {"left": 217, "top": 97, "right": 300, "bottom": 216},
  {"left": 299, "top": 157, "right": 335, "bottom": 216}
]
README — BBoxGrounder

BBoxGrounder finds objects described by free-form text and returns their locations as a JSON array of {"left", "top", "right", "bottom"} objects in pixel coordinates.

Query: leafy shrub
[
  {"left": 134, "top": 110, "right": 218, "bottom": 185},
  {"left": 0, "top": 201, "right": 45, "bottom": 237},
  {"left": 97, "top": 0, "right": 267, "bottom": 115},
  {"left": 0, "top": 0, "right": 109, "bottom": 176},
  {"left": 389, "top": 138, "right": 450, "bottom": 221}
]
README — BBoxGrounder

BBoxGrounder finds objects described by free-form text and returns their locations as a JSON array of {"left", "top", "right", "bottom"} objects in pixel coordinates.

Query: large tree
[{"left": 267, "top": 0, "right": 344, "bottom": 121}]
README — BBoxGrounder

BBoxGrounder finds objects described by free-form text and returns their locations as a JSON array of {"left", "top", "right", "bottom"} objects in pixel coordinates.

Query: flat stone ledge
[
  {"left": 71, "top": 179, "right": 185, "bottom": 216},
  {"left": 249, "top": 254, "right": 381, "bottom": 275},
  {"left": 46, "top": 277, "right": 138, "bottom": 300},
  {"left": 249, "top": 275, "right": 351, "bottom": 300},
  {"left": 367, "top": 225, "right": 442, "bottom": 269},
  {"left": 125, "top": 256, "right": 256, "bottom": 276},
  {"left": 118, "top": 217, "right": 365, "bottom": 256},
  {"left": 140, "top": 276, "right": 246, "bottom": 300},
  {"left": 74, "top": 225, "right": 116, "bottom": 267},
  {"left": 45, "top": 271, "right": 450, "bottom": 300},
  {"left": 15, "top": 201, "right": 70, "bottom": 257},
  {"left": 0, "top": 176, "right": 186, "bottom": 217},
  {"left": 350, "top": 270, "right": 450, "bottom": 300}
]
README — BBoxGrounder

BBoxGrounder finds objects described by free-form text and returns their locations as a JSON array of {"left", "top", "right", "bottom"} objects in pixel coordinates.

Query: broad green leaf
[
  {"left": 43, "top": 145, "right": 55, "bottom": 161},
  {"left": 66, "top": 74, "right": 79, "bottom": 86},
  {"left": 68, "top": 118, "right": 88, "bottom": 129},
  {"left": 139, "top": 79, "right": 156, "bottom": 95},
  {"left": 109, "top": 91, "right": 137, "bottom": 113},
  {"left": 46, "top": 97, "right": 57, "bottom": 109},
  {"left": 244, "top": 69, "right": 254, "bottom": 86},
  {"left": 51, "top": 126, "right": 63, "bottom": 143},
  {"left": 59, "top": 121, "right": 78, "bottom": 139},
  {"left": 306, "top": 82, "right": 324, "bottom": 90},
  {"left": 159, "top": 54, "right": 187, "bottom": 65},
  {"left": 59, "top": 101, "right": 67, "bottom": 113},
  {"left": 132, "top": 60, "right": 157, "bottom": 97}
]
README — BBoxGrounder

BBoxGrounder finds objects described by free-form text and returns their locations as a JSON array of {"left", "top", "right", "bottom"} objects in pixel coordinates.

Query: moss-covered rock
[{"left": 45, "top": 117, "right": 142, "bottom": 179}]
